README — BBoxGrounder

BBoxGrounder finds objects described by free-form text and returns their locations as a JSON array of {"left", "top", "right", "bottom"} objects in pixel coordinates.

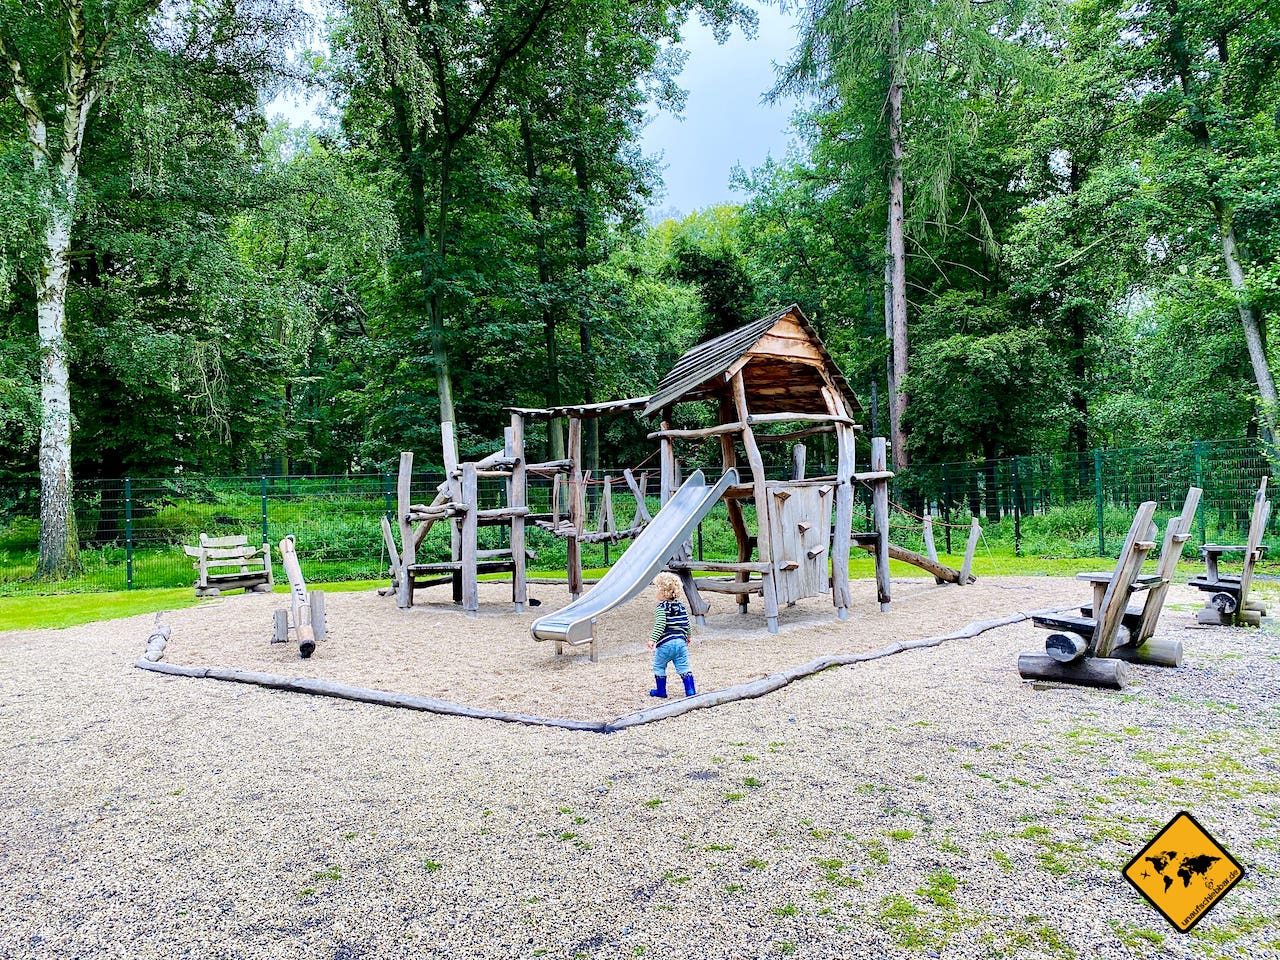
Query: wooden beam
[
  {"left": 734, "top": 372, "right": 780, "bottom": 633},
  {"left": 871, "top": 438, "right": 891, "bottom": 610},
  {"left": 396, "top": 451, "right": 415, "bottom": 609},
  {"left": 510, "top": 414, "right": 528, "bottom": 611},
  {"left": 647, "top": 422, "right": 745, "bottom": 440}
]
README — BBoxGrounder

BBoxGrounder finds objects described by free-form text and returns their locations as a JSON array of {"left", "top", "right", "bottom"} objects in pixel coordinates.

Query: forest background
[{"left": 1, "top": 0, "right": 1278, "bottom": 577}]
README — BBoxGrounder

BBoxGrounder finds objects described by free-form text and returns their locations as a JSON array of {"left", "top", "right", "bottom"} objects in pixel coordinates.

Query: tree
[
  {"left": 775, "top": 0, "right": 1039, "bottom": 468},
  {"left": 0, "top": 0, "right": 302, "bottom": 574}
]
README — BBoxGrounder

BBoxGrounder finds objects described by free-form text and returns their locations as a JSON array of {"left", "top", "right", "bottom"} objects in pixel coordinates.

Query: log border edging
[{"left": 134, "top": 605, "right": 1078, "bottom": 734}]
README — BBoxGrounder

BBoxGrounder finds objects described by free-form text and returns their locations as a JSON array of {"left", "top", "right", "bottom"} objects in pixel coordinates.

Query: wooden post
[
  {"left": 792, "top": 443, "right": 807, "bottom": 481},
  {"left": 567, "top": 416, "right": 583, "bottom": 599},
  {"left": 396, "top": 451, "right": 415, "bottom": 609},
  {"left": 959, "top": 518, "right": 980, "bottom": 586},
  {"left": 719, "top": 398, "right": 751, "bottom": 613},
  {"left": 871, "top": 437, "right": 891, "bottom": 611},
  {"left": 734, "top": 374, "right": 780, "bottom": 633},
  {"left": 831, "top": 424, "right": 854, "bottom": 619},
  {"left": 461, "top": 462, "right": 479, "bottom": 616},
  {"left": 922, "top": 516, "right": 946, "bottom": 585},
  {"left": 659, "top": 415, "right": 675, "bottom": 505},
  {"left": 510, "top": 415, "right": 527, "bottom": 613}
]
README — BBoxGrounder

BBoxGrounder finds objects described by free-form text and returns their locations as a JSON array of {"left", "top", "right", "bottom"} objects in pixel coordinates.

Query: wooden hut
[{"left": 643, "top": 304, "right": 891, "bottom": 632}]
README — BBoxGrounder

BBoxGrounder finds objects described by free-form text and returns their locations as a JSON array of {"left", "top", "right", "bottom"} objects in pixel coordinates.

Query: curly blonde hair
[{"left": 653, "top": 572, "right": 682, "bottom": 601}]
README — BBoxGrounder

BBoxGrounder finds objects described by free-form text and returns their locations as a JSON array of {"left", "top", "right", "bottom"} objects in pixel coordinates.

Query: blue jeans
[{"left": 653, "top": 637, "right": 691, "bottom": 676}]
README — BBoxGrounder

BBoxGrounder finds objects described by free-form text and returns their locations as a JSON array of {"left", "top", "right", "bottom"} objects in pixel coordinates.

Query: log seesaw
[{"left": 273, "top": 535, "right": 326, "bottom": 659}]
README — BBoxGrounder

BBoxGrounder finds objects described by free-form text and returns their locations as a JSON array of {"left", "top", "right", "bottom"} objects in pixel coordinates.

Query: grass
[{"left": 0, "top": 587, "right": 200, "bottom": 631}]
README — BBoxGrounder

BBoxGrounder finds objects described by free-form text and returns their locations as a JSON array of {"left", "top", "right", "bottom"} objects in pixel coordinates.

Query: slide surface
[{"left": 530, "top": 468, "right": 739, "bottom": 645}]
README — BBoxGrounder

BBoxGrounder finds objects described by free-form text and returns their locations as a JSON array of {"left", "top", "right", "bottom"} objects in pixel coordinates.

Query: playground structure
[
  {"left": 1189, "top": 477, "right": 1270, "bottom": 626},
  {"left": 380, "top": 305, "right": 980, "bottom": 649},
  {"left": 1019, "top": 486, "right": 1202, "bottom": 690},
  {"left": 184, "top": 533, "right": 274, "bottom": 598},
  {"left": 273, "top": 535, "right": 327, "bottom": 658}
]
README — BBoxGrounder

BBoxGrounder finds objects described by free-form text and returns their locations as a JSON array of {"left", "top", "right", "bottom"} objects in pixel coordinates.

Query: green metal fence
[{"left": 0, "top": 438, "right": 1274, "bottom": 595}]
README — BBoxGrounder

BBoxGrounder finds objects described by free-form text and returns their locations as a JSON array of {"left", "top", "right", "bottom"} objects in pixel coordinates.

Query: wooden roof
[{"left": 642, "top": 305, "right": 861, "bottom": 419}]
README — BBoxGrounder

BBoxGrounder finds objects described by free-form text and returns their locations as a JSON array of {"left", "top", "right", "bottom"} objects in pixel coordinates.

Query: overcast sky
[
  {"left": 267, "top": 4, "right": 804, "bottom": 218},
  {"left": 642, "top": 5, "right": 804, "bottom": 219}
]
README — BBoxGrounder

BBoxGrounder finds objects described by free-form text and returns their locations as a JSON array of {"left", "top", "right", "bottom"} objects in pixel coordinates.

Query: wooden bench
[
  {"left": 1189, "top": 477, "right": 1269, "bottom": 626},
  {"left": 1019, "top": 501, "right": 1159, "bottom": 689},
  {"left": 1078, "top": 487, "right": 1202, "bottom": 667},
  {"left": 184, "top": 533, "right": 274, "bottom": 597}
]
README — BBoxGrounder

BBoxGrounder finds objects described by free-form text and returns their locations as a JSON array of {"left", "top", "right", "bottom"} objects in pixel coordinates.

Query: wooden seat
[
  {"left": 1190, "top": 478, "right": 1270, "bottom": 626},
  {"left": 184, "top": 533, "right": 274, "bottom": 597}
]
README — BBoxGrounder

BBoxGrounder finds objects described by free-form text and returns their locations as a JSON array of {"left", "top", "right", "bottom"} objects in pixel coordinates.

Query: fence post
[
  {"left": 1193, "top": 440, "right": 1206, "bottom": 546},
  {"left": 384, "top": 472, "right": 393, "bottom": 523},
  {"left": 1012, "top": 458, "right": 1022, "bottom": 557},
  {"left": 260, "top": 475, "right": 269, "bottom": 545},
  {"left": 124, "top": 478, "right": 133, "bottom": 591},
  {"left": 697, "top": 521, "right": 704, "bottom": 561},
  {"left": 942, "top": 464, "right": 952, "bottom": 554},
  {"left": 1094, "top": 450, "right": 1106, "bottom": 557}
]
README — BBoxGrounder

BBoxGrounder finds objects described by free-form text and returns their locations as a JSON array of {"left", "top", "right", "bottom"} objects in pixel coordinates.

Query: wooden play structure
[
  {"left": 1189, "top": 477, "right": 1270, "bottom": 626},
  {"left": 184, "top": 533, "right": 274, "bottom": 598},
  {"left": 1019, "top": 487, "right": 1203, "bottom": 689},
  {"left": 273, "top": 535, "right": 326, "bottom": 658},
  {"left": 382, "top": 305, "right": 979, "bottom": 640}
]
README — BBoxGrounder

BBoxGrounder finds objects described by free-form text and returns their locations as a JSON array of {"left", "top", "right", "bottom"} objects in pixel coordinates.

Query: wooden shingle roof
[{"left": 642, "top": 304, "right": 861, "bottom": 419}]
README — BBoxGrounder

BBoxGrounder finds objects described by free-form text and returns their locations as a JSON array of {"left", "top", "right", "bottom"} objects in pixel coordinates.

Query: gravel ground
[{"left": 0, "top": 578, "right": 1277, "bottom": 960}]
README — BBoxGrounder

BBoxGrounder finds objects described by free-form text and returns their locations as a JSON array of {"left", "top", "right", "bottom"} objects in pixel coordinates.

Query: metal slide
[{"left": 530, "top": 468, "right": 739, "bottom": 645}]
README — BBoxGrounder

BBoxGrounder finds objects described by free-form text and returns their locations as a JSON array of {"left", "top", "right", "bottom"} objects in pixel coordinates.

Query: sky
[
  {"left": 266, "top": 4, "right": 805, "bottom": 218},
  {"left": 642, "top": 5, "right": 805, "bottom": 219}
]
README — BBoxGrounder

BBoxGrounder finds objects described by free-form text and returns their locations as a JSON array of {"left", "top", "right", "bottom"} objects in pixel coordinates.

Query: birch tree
[{"left": 0, "top": 0, "right": 302, "bottom": 575}]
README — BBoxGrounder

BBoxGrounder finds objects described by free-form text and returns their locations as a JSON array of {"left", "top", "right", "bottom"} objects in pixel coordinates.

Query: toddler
[{"left": 647, "top": 572, "right": 696, "bottom": 698}]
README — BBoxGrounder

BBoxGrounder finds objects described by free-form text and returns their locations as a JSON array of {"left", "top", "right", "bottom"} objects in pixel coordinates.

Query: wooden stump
[
  {"left": 310, "top": 591, "right": 327, "bottom": 643},
  {"left": 1017, "top": 654, "right": 1128, "bottom": 690},
  {"left": 1210, "top": 592, "right": 1238, "bottom": 614},
  {"left": 1112, "top": 637, "right": 1182, "bottom": 668},
  {"left": 272, "top": 609, "right": 288, "bottom": 644}
]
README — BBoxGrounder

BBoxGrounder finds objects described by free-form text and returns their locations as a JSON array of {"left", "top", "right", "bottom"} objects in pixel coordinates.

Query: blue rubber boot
[
  {"left": 681, "top": 673, "right": 697, "bottom": 697},
  {"left": 649, "top": 675, "right": 668, "bottom": 698}
]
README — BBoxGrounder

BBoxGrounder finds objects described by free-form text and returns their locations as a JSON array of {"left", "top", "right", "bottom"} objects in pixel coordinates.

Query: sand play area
[{"left": 156, "top": 575, "right": 1096, "bottom": 722}]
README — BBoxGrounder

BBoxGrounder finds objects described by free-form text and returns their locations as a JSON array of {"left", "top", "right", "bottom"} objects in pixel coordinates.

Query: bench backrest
[
  {"left": 1239, "top": 478, "right": 1270, "bottom": 607},
  {"left": 1093, "top": 501, "right": 1158, "bottom": 658},
  {"left": 1136, "top": 487, "right": 1202, "bottom": 643}
]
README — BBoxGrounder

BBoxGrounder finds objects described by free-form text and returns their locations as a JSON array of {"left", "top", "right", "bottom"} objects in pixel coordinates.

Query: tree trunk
[
  {"left": 887, "top": 14, "right": 909, "bottom": 470},
  {"left": 883, "top": 226, "right": 898, "bottom": 448},
  {"left": 1218, "top": 206, "right": 1277, "bottom": 440},
  {"left": 36, "top": 199, "right": 79, "bottom": 575},
  {"left": 573, "top": 149, "right": 598, "bottom": 478},
  {"left": 430, "top": 146, "right": 458, "bottom": 464}
]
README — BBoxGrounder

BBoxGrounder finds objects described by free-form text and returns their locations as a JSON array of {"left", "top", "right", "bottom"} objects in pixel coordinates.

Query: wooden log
[
  {"left": 853, "top": 470, "right": 895, "bottom": 482},
  {"left": 959, "top": 518, "right": 980, "bottom": 586},
  {"left": 747, "top": 412, "right": 857, "bottom": 426},
  {"left": 692, "top": 579, "right": 765, "bottom": 595},
  {"left": 525, "top": 458, "right": 575, "bottom": 472},
  {"left": 396, "top": 451, "right": 415, "bottom": 609},
  {"left": 460, "top": 463, "right": 479, "bottom": 615},
  {"left": 792, "top": 444, "right": 807, "bottom": 481},
  {"left": 856, "top": 540, "right": 967, "bottom": 584},
  {"left": 922, "top": 516, "right": 947, "bottom": 585},
  {"left": 719, "top": 396, "right": 752, "bottom": 613},
  {"left": 1017, "top": 654, "right": 1129, "bottom": 690},
  {"left": 659, "top": 426, "right": 674, "bottom": 505},
  {"left": 310, "top": 591, "right": 326, "bottom": 644},
  {"left": 567, "top": 417, "right": 583, "bottom": 600},
  {"left": 829, "top": 422, "right": 855, "bottom": 620},
  {"left": 752, "top": 424, "right": 836, "bottom": 444},
  {"left": 1241, "top": 609, "right": 1263, "bottom": 628},
  {"left": 734, "top": 373, "right": 779, "bottom": 633},
  {"left": 1045, "top": 631, "right": 1088, "bottom": 662},
  {"left": 509, "top": 415, "right": 529, "bottom": 612},
  {"left": 1112, "top": 636, "right": 1182, "bottom": 668},
  {"left": 272, "top": 609, "right": 288, "bottom": 644},
  {"left": 647, "top": 422, "right": 745, "bottom": 440},
  {"left": 871, "top": 438, "right": 891, "bottom": 610},
  {"left": 669, "top": 560, "right": 771, "bottom": 573},
  {"left": 623, "top": 468, "right": 652, "bottom": 524},
  {"left": 1210, "top": 591, "right": 1238, "bottom": 614}
]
